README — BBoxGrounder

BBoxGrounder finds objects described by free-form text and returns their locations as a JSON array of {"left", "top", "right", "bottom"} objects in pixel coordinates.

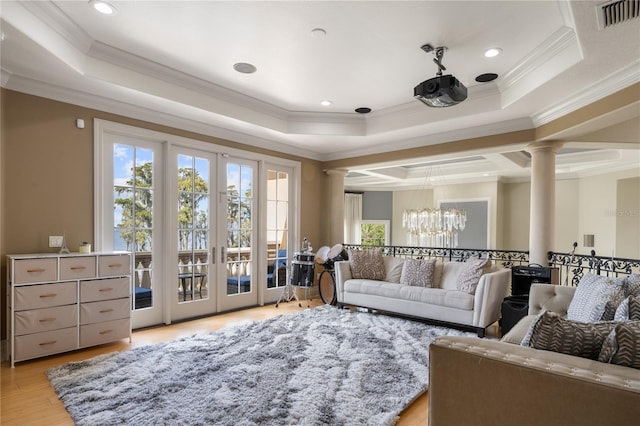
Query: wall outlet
[{"left": 49, "top": 236, "right": 64, "bottom": 247}]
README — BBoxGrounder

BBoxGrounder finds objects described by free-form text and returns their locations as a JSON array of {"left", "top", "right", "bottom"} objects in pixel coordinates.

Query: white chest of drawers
[{"left": 7, "top": 252, "right": 132, "bottom": 367}]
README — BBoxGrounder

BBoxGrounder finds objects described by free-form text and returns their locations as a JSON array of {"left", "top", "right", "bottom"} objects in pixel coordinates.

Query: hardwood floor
[{"left": 1, "top": 300, "right": 427, "bottom": 426}]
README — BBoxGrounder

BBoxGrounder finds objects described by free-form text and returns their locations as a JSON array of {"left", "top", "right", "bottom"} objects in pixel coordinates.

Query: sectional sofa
[{"left": 429, "top": 282, "right": 640, "bottom": 425}]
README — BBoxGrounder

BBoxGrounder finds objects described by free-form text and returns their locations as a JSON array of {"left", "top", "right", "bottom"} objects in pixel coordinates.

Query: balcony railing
[{"left": 343, "top": 244, "right": 640, "bottom": 286}]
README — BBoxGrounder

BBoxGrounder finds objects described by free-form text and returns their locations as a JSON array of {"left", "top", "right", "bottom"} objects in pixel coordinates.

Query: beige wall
[
  {"left": 0, "top": 89, "right": 326, "bottom": 340},
  {"left": 617, "top": 176, "right": 640, "bottom": 259},
  {"left": 502, "top": 182, "right": 530, "bottom": 251},
  {"left": 390, "top": 172, "right": 640, "bottom": 257}
]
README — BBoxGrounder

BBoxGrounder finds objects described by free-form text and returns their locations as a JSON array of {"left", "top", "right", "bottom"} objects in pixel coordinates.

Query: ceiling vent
[{"left": 598, "top": 0, "right": 640, "bottom": 29}]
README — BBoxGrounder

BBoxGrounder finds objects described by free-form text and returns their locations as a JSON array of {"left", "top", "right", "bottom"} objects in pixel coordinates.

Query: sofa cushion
[
  {"left": 456, "top": 258, "right": 491, "bottom": 294},
  {"left": 383, "top": 256, "right": 404, "bottom": 283},
  {"left": 598, "top": 321, "right": 640, "bottom": 369},
  {"left": 343, "top": 280, "right": 474, "bottom": 310},
  {"left": 567, "top": 274, "right": 626, "bottom": 322},
  {"left": 440, "top": 262, "right": 464, "bottom": 290},
  {"left": 400, "top": 258, "right": 436, "bottom": 287},
  {"left": 524, "top": 311, "right": 617, "bottom": 360},
  {"left": 348, "top": 249, "right": 386, "bottom": 280}
]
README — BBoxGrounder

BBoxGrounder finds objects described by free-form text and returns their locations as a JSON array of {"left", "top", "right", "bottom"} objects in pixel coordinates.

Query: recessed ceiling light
[
  {"left": 355, "top": 107, "right": 371, "bottom": 114},
  {"left": 320, "top": 100, "right": 332, "bottom": 106},
  {"left": 233, "top": 62, "right": 257, "bottom": 74},
  {"left": 90, "top": 0, "right": 117, "bottom": 15},
  {"left": 484, "top": 48, "right": 502, "bottom": 58},
  {"left": 475, "top": 73, "right": 498, "bottom": 83}
]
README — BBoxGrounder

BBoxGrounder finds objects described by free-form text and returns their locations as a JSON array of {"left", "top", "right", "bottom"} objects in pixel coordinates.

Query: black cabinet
[{"left": 501, "top": 295, "right": 529, "bottom": 334}]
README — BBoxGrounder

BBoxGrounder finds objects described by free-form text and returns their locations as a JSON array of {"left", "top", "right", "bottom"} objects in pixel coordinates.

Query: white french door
[
  {"left": 96, "top": 120, "right": 299, "bottom": 327},
  {"left": 219, "top": 156, "right": 259, "bottom": 311},
  {"left": 169, "top": 147, "right": 218, "bottom": 321},
  {"left": 97, "top": 130, "right": 165, "bottom": 329}
]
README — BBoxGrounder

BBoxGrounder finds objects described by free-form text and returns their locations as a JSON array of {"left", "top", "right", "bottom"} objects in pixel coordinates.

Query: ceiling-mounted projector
[
  {"left": 414, "top": 75, "right": 467, "bottom": 107},
  {"left": 414, "top": 44, "right": 467, "bottom": 107}
]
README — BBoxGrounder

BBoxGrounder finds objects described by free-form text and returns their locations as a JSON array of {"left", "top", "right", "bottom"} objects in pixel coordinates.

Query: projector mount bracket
[{"left": 420, "top": 44, "right": 448, "bottom": 77}]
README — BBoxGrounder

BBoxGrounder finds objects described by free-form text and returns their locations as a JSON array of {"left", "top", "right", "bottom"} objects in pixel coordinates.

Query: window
[{"left": 360, "top": 220, "right": 389, "bottom": 246}]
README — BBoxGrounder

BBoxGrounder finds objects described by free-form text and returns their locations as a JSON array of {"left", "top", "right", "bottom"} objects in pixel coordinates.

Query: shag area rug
[{"left": 47, "top": 306, "right": 475, "bottom": 426}]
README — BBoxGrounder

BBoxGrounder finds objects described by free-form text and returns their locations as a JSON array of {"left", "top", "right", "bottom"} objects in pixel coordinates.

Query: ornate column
[
  {"left": 526, "top": 141, "right": 563, "bottom": 266},
  {"left": 324, "top": 169, "right": 349, "bottom": 245}
]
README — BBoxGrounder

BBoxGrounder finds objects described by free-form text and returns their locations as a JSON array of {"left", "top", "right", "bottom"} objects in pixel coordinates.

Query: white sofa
[{"left": 335, "top": 256, "right": 511, "bottom": 337}]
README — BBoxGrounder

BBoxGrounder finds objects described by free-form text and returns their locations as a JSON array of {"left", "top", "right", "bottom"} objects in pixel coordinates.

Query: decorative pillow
[
  {"left": 601, "top": 277, "right": 628, "bottom": 321},
  {"left": 456, "top": 258, "right": 490, "bottom": 294},
  {"left": 383, "top": 256, "right": 405, "bottom": 283},
  {"left": 348, "top": 249, "right": 386, "bottom": 280},
  {"left": 625, "top": 273, "right": 640, "bottom": 297},
  {"left": 400, "top": 258, "right": 436, "bottom": 287},
  {"left": 598, "top": 321, "right": 640, "bottom": 369},
  {"left": 615, "top": 295, "right": 640, "bottom": 321},
  {"left": 566, "top": 274, "right": 626, "bottom": 322},
  {"left": 524, "top": 311, "right": 617, "bottom": 360}
]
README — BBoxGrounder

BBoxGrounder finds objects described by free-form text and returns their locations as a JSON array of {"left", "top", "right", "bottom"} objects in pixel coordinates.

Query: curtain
[{"left": 344, "top": 193, "right": 362, "bottom": 244}]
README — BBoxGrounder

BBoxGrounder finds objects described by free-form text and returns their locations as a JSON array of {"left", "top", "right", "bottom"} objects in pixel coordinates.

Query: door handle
[
  {"left": 221, "top": 247, "right": 226, "bottom": 264},
  {"left": 212, "top": 247, "right": 216, "bottom": 264}
]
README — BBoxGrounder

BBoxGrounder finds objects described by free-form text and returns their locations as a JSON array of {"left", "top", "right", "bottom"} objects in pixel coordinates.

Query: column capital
[
  {"left": 323, "top": 168, "right": 349, "bottom": 177},
  {"left": 525, "top": 140, "right": 564, "bottom": 155}
]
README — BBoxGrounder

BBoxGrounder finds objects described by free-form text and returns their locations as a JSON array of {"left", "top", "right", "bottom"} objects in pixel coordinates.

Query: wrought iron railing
[
  {"left": 548, "top": 250, "right": 640, "bottom": 286},
  {"left": 343, "top": 244, "right": 640, "bottom": 286},
  {"left": 342, "top": 244, "right": 529, "bottom": 268}
]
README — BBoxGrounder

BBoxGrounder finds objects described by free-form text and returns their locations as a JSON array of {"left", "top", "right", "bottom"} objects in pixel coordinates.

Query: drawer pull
[
  {"left": 38, "top": 318, "right": 56, "bottom": 323},
  {"left": 27, "top": 268, "right": 46, "bottom": 273},
  {"left": 99, "top": 288, "right": 114, "bottom": 292},
  {"left": 39, "top": 340, "right": 57, "bottom": 346},
  {"left": 99, "top": 309, "right": 114, "bottom": 313},
  {"left": 108, "top": 263, "right": 123, "bottom": 268},
  {"left": 99, "top": 330, "right": 113, "bottom": 335},
  {"left": 39, "top": 293, "right": 57, "bottom": 298},
  {"left": 70, "top": 266, "right": 87, "bottom": 270}
]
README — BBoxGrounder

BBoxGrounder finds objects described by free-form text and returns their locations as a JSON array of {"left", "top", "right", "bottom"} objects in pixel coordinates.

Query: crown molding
[
  {"left": 531, "top": 60, "right": 640, "bottom": 127},
  {"left": 5, "top": 74, "right": 323, "bottom": 161},
  {"left": 321, "top": 117, "right": 535, "bottom": 162},
  {"left": 19, "top": 0, "right": 93, "bottom": 53},
  {"left": 498, "top": 26, "right": 581, "bottom": 108}
]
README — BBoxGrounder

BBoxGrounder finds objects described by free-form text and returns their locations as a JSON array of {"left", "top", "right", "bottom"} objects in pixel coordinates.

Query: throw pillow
[
  {"left": 613, "top": 295, "right": 640, "bottom": 321},
  {"left": 524, "top": 311, "right": 617, "bottom": 360},
  {"left": 456, "top": 258, "right": 490, "bottom": 294},
  {"left": 400, "top": 258, "right": 436, "bottom": 287},
  {"left": 348, "top": 249, "right": 386, "bottom": 280},
  {"left": 598, "top": 321, "right": 640, "bottom": 369},
  {"left": 566, "top": 274, "right": 626, "bottom": 322},
  {"left": 383, "top": 256, "right": 405, "bottom": 283},
  {"left": 625, "top": 273, "right": 640, "bottom": 297}
]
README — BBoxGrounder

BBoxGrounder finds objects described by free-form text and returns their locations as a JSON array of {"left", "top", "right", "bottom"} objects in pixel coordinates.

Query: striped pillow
[
  {"left": 567, "top": 274, "right": 626, "bottom": 322},
  {"left": 598, "top": 321, "right": 640, "bottom": 369},
  {"left": 525, "top": 311, "right": 617, "bottom": 360}
]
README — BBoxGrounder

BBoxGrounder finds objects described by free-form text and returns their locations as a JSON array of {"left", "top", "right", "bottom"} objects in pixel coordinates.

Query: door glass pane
[
  {"left": 113, "top": 144, "right": 154, "bottom": 311},
  {"left": 177, "top": 155, "right": 210, "bottom": 303},
  {"left": 226, "top": 163, "right": 253, "bottom": 295},
  {"left": 266, "top": 169, "right": 288, "bottom": 288}
]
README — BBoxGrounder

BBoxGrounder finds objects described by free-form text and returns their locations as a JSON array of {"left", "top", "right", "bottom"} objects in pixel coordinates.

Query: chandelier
[{"left": 402, "top": 207, "right": 467, "bottom": 248}]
